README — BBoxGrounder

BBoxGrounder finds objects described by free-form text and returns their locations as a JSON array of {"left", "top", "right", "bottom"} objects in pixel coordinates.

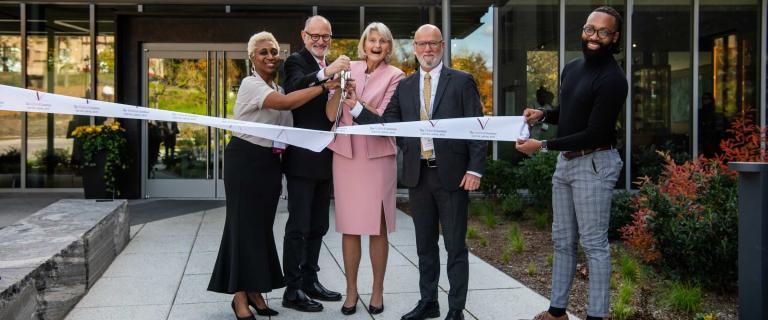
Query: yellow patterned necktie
[{"left": 421, "top": 72, "right": 433, "bottom": 159}]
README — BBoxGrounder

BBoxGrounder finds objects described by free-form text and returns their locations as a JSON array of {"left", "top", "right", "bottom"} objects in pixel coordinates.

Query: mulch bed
[{"left": 397, "top": 202, "right": 738, "bottom": 320}]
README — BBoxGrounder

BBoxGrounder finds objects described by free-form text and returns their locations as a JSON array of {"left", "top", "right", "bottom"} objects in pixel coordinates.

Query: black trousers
[
  {"left": 283, "top": 174, "right": 331, "bottom": 291},
  {"left": 409, "top": 164, "right": 469, "bottom": 310}
]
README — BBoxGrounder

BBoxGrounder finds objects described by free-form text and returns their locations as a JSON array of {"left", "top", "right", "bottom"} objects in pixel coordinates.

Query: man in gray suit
[{"left": 349, "top": 24, "right": 487, "bottom": 320}]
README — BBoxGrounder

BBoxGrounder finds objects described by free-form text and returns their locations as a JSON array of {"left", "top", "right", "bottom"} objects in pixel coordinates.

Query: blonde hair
[
  {"left": 247, "top": 31, "right": 280, "bottom": 58},
  {"left": 358, "top": 22, "right": 394, "bottom": 64}
]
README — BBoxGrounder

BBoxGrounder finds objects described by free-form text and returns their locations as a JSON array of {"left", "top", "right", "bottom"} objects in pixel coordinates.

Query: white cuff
[
  {"left": 350, "top": 101, "right": 364, "bottom": 118},
  {"left": 316, "top": 68, "right": 327, "bottom": 81},
  {"left": 467, "top": 171, "right": 482, "bottom": 178}
]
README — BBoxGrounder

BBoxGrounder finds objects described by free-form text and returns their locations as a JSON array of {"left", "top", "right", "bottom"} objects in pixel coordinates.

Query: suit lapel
[
  {"left": 431, "top": 67, "right": 451, "bottom": 116},
  {"left": 299, "top": 47, "right": 320, "bottom": 72},
  {"left": 409, "top": 74, "right": 421, "bottom": 121}
]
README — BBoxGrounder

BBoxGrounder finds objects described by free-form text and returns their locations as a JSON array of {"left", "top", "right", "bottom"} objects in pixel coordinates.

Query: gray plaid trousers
[{"left": 549, "top": 149, "right": 622, "bottom": 317}]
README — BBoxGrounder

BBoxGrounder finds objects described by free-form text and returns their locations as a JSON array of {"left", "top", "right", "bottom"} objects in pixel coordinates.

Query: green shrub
[
  {"left": 501, "top": 248, "right": 512, "bottom": 264},
  {"left": 623, "top": 154, "right": 738, "bottom": 288},
  {"left": 664, "top": 282, "right": 703, "bottom": 314},
  {"left": 479, "top": 237, "right": 488, "bottom": 247},
  {"left": 617, "top": 254, "right": 640, "bottom": 284},
  {"left": 469, "top": 199, "right": 485, "bottom": 217},
  {"left": 513, "top": 151, "right": 558, "bottom": 209},
  {"left": 482, "top": 207, "right": 499, "bottom": 229},
  {"left": 526, "top": 261, "right": 537, "bottom": 275},
  {"left": 611, "top": 300, "right": 635, "bottom": 320},
  {"left": 546, "top": 253, "right": 553, "bottom": 267},
  {"left": 617, "top": 280, "right": 635, "bottom": 304},
  {"left": 480, "top": 159, "right": 516, "bottom": 200},
  {"left": 508, "top": 224, "right": 525, "bottom": 253},
  {"left": 466, "top": 227, "right": 479, "bottom": 239},
  {"left": 500, "top": 192, "right": 525, "bottom": 220},
  {"left": 533, "top": 212, "right": 549, "bottom": 230},
  {"left": 609, "top": 191, "right": 634, "bottom": 240}
]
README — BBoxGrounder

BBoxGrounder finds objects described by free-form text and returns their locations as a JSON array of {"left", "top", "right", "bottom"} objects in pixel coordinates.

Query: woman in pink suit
[{"left": 325, "top": 22, "right": 404, "bottom": 316}]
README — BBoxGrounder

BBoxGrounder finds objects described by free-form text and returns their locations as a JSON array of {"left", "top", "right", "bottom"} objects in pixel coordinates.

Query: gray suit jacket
[{"left": 356, "top": 66, "right": 487, "bottom": 191}]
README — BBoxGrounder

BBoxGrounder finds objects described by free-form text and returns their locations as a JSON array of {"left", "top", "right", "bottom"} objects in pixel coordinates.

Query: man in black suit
[
  {"left": 281, "top": 15, "right": 349, "bottom": 312},
  {"left": 350, "top": 24, "right": 487, "bottom": 320}
]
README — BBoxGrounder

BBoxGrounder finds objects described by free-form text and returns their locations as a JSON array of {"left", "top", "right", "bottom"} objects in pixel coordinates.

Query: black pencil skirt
[{"left": 208, "top": 137, "right": 285, "bottom": 293}]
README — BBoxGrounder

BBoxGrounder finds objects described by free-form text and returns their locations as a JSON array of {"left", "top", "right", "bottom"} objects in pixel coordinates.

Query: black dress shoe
[
  {"left": 246, "top": 295, "right": 279, "bottom": 316},
  {"left": 401, "top": 300, "right": 440, "bottom": 320},
  {"left": 231, "top": 300, "right": 256, "bottom": 320},
  {"left": 368, "top": 303, "right": 384, "bottom": 315},
  {"left": 282, "top": 289, "right": 323, "bottom": 312},
  {"left": 444, "top": 309, "right": 464, "bottom": 320},
  {"left": 302, "top": 281, "right": 342, "bottom": 301}
]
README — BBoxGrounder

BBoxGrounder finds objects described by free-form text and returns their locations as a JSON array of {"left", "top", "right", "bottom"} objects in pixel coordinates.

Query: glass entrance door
[{"left": 141, "top": 43, "right": 254, "bottom": 198}]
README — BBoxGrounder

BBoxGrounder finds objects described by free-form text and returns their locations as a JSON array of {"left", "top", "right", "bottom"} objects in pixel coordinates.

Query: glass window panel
[
  {"left": 0, "top": 4, "right": 21, "bottom": 188},
  {"left": 497, "top": 0, "right": 559, "bottom": 161},
  {"left": 452, "top": 6, "right": 494, "bottom": 116},
  {"left": 26, "top": 4, "right": 90, "bottom": 188},
  {"left": 566, "top": 1, "right": 627, "bottom": 188},
  {"left": 698, "top": 0, "right": 759, "bottom": 158},
  {"left": 97, "top": 5, "right": 134, "bottom": 102},
  {"left": 318, "top": 7, "right": 360, "bottom": 62},
  {"left": 631, "top": 0, "right": 692, "bottom": 183}
]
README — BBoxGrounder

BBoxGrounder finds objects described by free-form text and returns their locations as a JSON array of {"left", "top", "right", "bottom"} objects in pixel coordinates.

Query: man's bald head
[
  {"left": 414, "top": 24, "right": 442, "bottom": 41},
  {"left": 302, "top": 15, "right": 332, "bottom": 59},
  {"left": 413, "top": 24, "right": 444, "bottom": 71}
]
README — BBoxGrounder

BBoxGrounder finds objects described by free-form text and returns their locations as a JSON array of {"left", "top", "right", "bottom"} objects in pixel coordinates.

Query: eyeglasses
[
  {"left": 413, "top": 41, "right": 442, "bottom": 49},
  {"left": 582, "top": 26, "right": 616, "bottom": 39},
  {"left": 304, "top": 32, "right": 332, "bottom": 42},
  {"left": 256, "top": 48, "right": 279, "bottom": 57}
]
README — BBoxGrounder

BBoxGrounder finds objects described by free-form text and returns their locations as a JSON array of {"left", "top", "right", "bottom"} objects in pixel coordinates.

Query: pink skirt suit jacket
[{"left": 328, "top": 60, "right": 405, "bottom": 235}]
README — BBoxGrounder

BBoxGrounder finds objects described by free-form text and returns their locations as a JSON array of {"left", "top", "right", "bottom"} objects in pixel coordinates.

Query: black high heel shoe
[
  {"left": 341, "top": 295, "right": 358, "bottom": 315},
  {"left": 231, "top": 299, "right": 256, "bottom": 320},
  {"left": 247, "top": 294, "right": 279, "bottom": 316},
  {"left": 368, "top": 300, "right": 384, "bottom": 314}
]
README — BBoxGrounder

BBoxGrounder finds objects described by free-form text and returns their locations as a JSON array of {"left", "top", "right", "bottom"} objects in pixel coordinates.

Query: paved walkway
[{"left": 64, "top": 200, "right": 575, "bottom": 320}]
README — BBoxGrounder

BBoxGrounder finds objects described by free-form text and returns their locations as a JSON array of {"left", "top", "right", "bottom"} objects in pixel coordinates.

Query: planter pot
[{"left": 82, "top": 151, "right": 113, "bottom": 199}]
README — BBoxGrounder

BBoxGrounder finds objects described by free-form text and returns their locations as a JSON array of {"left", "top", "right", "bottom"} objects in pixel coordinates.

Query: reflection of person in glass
[
  {"left": 517, "top": 6, "right": 627, "bottom": 320},
  {"left": 207, "top": 31, "right": 337, "bottom": 320},
  {"left": 160, "top": 121, "right": 179, "bottom": 158},
  {"left": 536, "top": 85, "right": 555, "bottom": 110},
  {"left": 324, "top": 22, "right": 404, "bottom": 316},
  {"left": 147, "top": 121, "right": 162, "bottom": 178}
]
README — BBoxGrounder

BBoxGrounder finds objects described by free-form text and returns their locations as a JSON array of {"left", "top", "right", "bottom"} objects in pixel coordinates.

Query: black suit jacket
[
  {"left": 356, "top": 67, "right": 487, "bottom": 191},
  {"left": 281, "top": 47, "right": 333, "bottom": 179}
]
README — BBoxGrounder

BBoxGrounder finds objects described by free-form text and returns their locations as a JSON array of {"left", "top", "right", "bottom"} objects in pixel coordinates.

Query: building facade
[{"left": 0, "top": 0, "right": 764, "bottom": 198}]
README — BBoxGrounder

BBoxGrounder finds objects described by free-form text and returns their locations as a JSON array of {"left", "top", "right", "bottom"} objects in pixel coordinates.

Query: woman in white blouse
[{"left": 207, "top": 31, "right": 336, "bottom": 320}]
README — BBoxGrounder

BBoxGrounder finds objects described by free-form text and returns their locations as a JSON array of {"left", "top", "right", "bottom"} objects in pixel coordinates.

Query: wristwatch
[{"left": 540, "top": 140, "right": 549, "bottom": 152}]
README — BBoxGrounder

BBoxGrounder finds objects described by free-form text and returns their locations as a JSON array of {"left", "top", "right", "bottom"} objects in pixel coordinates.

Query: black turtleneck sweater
[{"left": 543, "top": 55, "right": 628, "bottom": 151}]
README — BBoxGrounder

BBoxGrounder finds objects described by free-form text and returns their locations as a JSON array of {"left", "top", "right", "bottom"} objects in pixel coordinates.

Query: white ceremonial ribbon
[
  {"left": 0, "top": 84, "right": 334, "bottom": 152},
  {"left": 337, "top": 116, "right": 528, "bottom": 141},
  {"left": 0, "top": 85, "right": 531, "bottom": 151}
]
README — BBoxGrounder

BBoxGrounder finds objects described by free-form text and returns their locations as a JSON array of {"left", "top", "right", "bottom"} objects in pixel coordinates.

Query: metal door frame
[{"left": 141, "top": 43, "right": 247, "bottom": 198}]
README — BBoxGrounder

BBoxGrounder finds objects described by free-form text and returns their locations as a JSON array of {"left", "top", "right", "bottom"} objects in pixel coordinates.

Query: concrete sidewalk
[{"left": 64, "top": 200, "right": 573, "bottom": 320}]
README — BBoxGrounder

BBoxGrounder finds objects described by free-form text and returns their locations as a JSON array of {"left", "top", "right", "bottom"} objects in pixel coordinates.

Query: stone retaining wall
[{"left": 0, "top": 199, "right": 129, "bottom": 320}]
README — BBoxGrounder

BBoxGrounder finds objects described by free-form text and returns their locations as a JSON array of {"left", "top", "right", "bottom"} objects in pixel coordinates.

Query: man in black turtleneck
[{"left": 517, "top": 6, "right": 627, "bottom": 320}]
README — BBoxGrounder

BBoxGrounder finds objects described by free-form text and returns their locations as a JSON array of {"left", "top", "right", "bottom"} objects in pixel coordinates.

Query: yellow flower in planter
[{"left": 71, "top": 122, "right": 129, "bottom": 196}]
